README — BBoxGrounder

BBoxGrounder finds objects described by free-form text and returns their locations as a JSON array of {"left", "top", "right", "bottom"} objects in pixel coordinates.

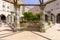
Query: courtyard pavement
[
  {"left": 0, "top": 22, "right": 60, "bottom": 40},
  {"left": 32, "top": 23, "right": 60, "bottom": 40}
]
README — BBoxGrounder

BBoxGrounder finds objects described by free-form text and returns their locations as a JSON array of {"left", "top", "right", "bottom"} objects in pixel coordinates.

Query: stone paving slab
[
  {"left": 32, "top": 24, "right": 60, "bottom": 40},
  {"left": 0, "top": 31, "right": 48, "bottom": 40},
  {"left": 0, "top": 22, "right": 60, "bottom": 40},
  {"left": 0, "top": 23, "right": 48, "bottom": 40}
]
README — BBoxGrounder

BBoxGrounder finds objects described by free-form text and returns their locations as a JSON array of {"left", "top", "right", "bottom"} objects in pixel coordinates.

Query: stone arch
[{"left": 56, "top": 13, "right": 60, "bottom": 23}]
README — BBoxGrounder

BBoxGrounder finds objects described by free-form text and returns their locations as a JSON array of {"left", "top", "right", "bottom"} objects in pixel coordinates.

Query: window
[
  {"left": 3, "top": 9, "right": 4, "bottom": 11},
  {"left": 7, "top": 6, "right": 9, "bottom": 9},
  {"left": 51, "top": 9, "right": 53, "bottom": 11},
  {"left": 2, "top": 5, "right": 5, "bottom": 8},
  {"left": 47, "top": 11, "right": 51, "bottom": 13},
  {"left": 56, "top": 7, "right": 59, "bottom": 9},
  {"left": 56, "top": 3, "right": 59, "bottom": 5},
  {"left": 7, "top": 10, "right": 9, "bottom": 12}
]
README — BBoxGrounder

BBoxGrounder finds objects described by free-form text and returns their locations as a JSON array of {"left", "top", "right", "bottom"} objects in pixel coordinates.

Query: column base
[{"left": 40, "top": 29, "right": 46, "bottom": 32}]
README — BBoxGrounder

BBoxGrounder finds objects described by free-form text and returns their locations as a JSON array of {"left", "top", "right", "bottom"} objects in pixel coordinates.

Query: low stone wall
[
  {"left": 44, "top": 22, "right": 53, "bottom": 30},
  {"left": 20, "top": 22, "right": 40, "bottom": 31},
  {"left": 20, "top": 22, "right": 54, "bottom": 31}
]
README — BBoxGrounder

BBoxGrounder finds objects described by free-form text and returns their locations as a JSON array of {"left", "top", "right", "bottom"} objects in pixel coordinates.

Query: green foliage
[
  {"left": 23, "top": 12, "right": 33, "bottom": 21},
  {"left": 23, "top": 12, "right": 44, "bottom": 22},
  {"left": 20, "top": 21, "right": 27, "bottom": 23}
]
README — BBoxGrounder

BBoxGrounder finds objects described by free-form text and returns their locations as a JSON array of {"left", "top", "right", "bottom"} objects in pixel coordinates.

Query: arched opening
[
  {"left": 1, "top": 15, "right": 6, "bottom": 21},
  {"left": 56, "top": 13, "right": 60, "bottom": 23},
  {"left": 45, "top": 14, "right": 48, "bottom": 22}
]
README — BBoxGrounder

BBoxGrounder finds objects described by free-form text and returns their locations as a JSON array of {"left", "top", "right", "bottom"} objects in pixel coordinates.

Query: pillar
[
  {"left": 7, "top": 14, "right": 12, "bottom": 24},
  {"left": 9, "top": 15, "right": 11, "bottom": 24},
  {"left": 14, "top": 6, "right": 20, "bottom": 31},
  {"left": 0, "top": 16, "right": 1, "bottom": 21},
  {"left": 54, "top": 15, "right": 56, "bottom": 24},
  {"left": 11, "top": 12, "right": 15, "bottom": 24},
  {"left": 40, "top": 5, "right": 45, "bottom": 32},
  {"left": 47, "top": 11, "right": 51, "bottom": 26},
  {"left": 52, "top": 16, "right": 55, "bottom": 24}
]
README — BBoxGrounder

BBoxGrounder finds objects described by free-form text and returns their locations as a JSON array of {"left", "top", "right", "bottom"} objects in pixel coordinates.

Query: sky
[{"left": 22, "top": 0, "right": 49, "bottom": 8}]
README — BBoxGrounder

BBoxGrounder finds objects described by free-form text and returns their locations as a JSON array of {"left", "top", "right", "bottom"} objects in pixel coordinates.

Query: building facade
[
  {"left": 0, "top": 0, "right": 29, "bottom": 21},
  {"left": 29, "top": 0, "right": 60, "bottom": 23}
]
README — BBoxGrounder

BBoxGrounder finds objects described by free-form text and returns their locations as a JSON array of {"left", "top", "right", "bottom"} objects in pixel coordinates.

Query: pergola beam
[
  {"left": 44, "top": 0, "right": 56, "bottom": 5},
  {"left": 18, "top": 4, "right": 40, "bottom": 6},
  {"left": 3, "top": 0, "right": 56, "bottom": 6}
]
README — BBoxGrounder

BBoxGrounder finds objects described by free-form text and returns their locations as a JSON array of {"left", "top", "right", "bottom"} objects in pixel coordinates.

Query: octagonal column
[
  {"left": 14, "top": 6, "right": 20, "bottom": 31},
  {"left": 40, "top": 5, "right": 45, "bottom": 32}
]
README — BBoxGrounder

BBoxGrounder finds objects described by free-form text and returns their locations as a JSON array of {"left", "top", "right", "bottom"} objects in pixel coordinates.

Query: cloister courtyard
[
  {"left": 0, "top": 0, "right": 60, "bottom": 40},
  {"left": 0, "top": 22, "right": 60, "bottom": 40}
]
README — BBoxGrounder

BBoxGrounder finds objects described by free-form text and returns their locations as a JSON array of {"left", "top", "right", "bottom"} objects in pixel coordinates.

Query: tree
[
  {"left": 23, "top": 12, "right": 34, "bottom": 21},
  {"left": 23, "top": 12, "right": 44, "bottom": 22}
]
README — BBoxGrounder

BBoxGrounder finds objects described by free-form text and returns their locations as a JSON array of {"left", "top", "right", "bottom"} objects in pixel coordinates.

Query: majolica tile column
[
  {"left": 14, "top": 6, "right": 20, "bottom": 31},
  {"left": 40, "top": 5, "right": 46, "bottom": 32}
]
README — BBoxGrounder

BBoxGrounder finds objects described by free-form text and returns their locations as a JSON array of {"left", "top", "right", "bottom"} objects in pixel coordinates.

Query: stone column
[
  {"left": 7, "top": 14, "right": 11, "bottom": 24},
  {"left": 47, "top": 11, "right": 51, "bottom": 26},
  {"left": 11, "top": 12, "right": 15, "bottom": 24},
  {"left": 0, "top": 15, "right": 1, "bottom": 21},
  {"left": 6, "top": 15, "right": 8, "bottom": 23},
  {"left": 47, "top": 11, "right": 51, "bottom": 22},
  {"left": 54, "top": 15, "right": 56, "bottom": 24},
  {"left": 9, "top": 15, "right": 12, "bottom": 24},
  {"left": 52, "top": 16, "right": 55, "bottom": 24}
]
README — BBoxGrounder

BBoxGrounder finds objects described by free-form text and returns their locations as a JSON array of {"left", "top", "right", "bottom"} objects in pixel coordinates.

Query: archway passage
[
  {"left": 1, "top": 15, "right": 6, "bottom": 21},
  {"left": 45, "top": 14, "right": 48, "bottom": 22},
  {"left": 57, "top": 13, "right": 60, "bottom": 23}
]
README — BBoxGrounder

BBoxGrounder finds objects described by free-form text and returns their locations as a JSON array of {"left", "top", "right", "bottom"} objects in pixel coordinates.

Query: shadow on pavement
[
  {"left": 31, "top": 31, "right": 51, "bottom": 40},
  {"left": 0, "top": 29, "right": 12, "bottom": 32},
  {"left": 0, "top": 31, "right": 24, "bottom": 38}
]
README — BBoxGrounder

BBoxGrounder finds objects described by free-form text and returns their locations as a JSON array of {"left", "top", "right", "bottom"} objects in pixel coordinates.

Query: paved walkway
[
  {"left": 0, "top": 22, "right": 49, "bottom": 40},
  {"left": 32, "top": 23, "right": 60, "bottom": 40},
  {"left": 0, "top": 22, "right": 14, "bottom": 38},
  {"left": 0, "top": 23, "right": 48, "bottom": 40},
  {"left": 0, "top": 22, "right": 60, "bottom": 40}
]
